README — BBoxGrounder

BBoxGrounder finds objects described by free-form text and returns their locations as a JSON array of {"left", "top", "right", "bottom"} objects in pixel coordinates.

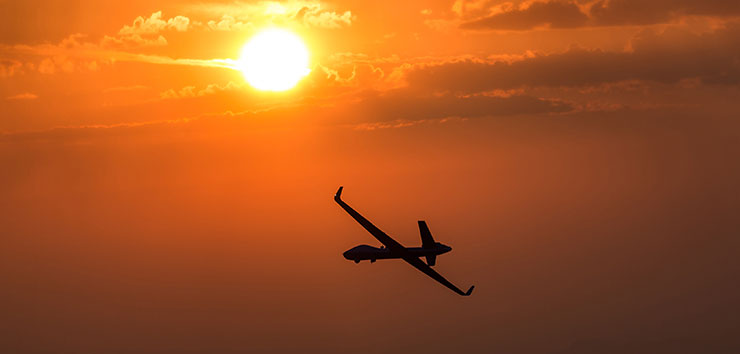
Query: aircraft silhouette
[{"left": 335, "top": 186, "right": 475, "bottom": 296}]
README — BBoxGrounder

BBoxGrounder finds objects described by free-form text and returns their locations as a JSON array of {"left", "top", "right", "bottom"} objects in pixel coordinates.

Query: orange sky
[{"left": 2, "top": 1, "right": 740, "bottom": 353}]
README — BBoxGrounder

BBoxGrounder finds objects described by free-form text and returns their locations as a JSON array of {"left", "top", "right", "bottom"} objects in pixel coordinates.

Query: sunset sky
[{"left": 2, "top": 1, "right": 740, "bottom": 353}]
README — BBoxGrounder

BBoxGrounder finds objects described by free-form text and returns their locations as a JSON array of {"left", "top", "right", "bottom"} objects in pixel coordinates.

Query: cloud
[
  {"left": 124, "top": 4, "right": 354, "bottom": 33},
  {"left": 207, "top": 15, "right": 252, "bottom": 31},
  {"left": 452, "top": 0, "right": 498, "bottom": 19},
  {"left": 353, "top": 90, "right": 574, "bottom": 123},
  {"left": 160, "top": 82, "right": 243, "bottom": 99},
  {"left": 161, "top": 86, "right": 197, "bottom": 99},
  {"left": 104, "top": 53, "right": 236, "bottom": 70},
  {"left": 459, "top": 0, "right": 740, "bottom": 30},
  {"left": 1, "top": 33, "right": 239, "bottom": 76},
  {"left": 98, "top": 11, "right": 194, "bottom": 47},
  {"left": 317, "top": 63, "right": 386, "bottom": 89},
  {"left": 461, "top": 1, "right": 588, "bottom": 30},
  {"left": 352, "top": 119, "right": 431, "bottom": 131},
  {"left": 187, "top": 1, "right": 354, "bottom": 30},
  {"left": 0, "top": 60, "right": 24, "bottom": 77},
  {"left": 102, "top": 34, "right": 168, "bottom": 47},
  {"left": 6, "top": 93, "right": 38, "bottom": 100},
  {"left": 406, "top": 24, "right": 740, "bottom": 92},
  {"left": 0, "top": 89, "right": 573, "bottom": 143},
  {"left": 10, "top": 36, "right": 106, "bottom": 75},
  {"left": 590, "top": 0, "right": 740, "bottom": 26},
  {"left": 295, "top": 5, "right": 355, "bottom": 29},
  {"left": 118, "top": 11, "right": 191, "bottom": 35}
]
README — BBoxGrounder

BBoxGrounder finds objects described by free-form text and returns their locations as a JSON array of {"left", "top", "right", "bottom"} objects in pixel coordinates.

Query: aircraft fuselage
[{"left": 343, "top": 243, "right": 452, "bottom": 263}]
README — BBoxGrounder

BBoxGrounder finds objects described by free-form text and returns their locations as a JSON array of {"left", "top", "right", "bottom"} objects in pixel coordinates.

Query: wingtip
[
  {"left": 464, "top": 285, "right": 475, "bottom": 296},
  {"left": 334, "top": 186, "right": 344, "bottom": 201}
]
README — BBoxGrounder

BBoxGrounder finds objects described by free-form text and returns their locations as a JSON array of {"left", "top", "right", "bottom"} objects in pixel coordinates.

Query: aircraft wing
[
  {"left": 334, "top": 187, "right": 406, "bottom": 252},
  {"left": 403, "top": 256, "right": 475, "bottom": 296}
]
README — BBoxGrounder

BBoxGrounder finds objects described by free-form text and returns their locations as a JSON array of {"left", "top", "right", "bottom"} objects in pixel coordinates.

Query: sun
[{"left": 237, "top": 28, "right": 311, "bottom": 92}]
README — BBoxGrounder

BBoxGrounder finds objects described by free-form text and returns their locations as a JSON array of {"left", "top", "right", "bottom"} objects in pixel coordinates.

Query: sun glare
[{"left": 238, "top": 28, "right": 311, "bottom": 92}]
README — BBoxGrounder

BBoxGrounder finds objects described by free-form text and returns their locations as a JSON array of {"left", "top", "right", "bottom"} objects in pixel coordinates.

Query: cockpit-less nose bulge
[{"left": 335, "top": 187, "right": 475, "bottom": 296}]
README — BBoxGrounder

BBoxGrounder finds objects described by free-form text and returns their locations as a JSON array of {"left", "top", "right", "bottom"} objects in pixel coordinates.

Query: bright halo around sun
[{"left": 238, "top": 28, "right": 311, "bottom": 92}]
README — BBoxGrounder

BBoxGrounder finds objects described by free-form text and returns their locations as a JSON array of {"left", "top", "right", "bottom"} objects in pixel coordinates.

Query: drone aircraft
[{"left": 335, "top": 187, "right": 474, "bottom": 296}]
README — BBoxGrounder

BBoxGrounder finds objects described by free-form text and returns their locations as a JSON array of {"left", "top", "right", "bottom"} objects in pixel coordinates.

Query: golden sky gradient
[{"left": 2, "top": 1, "right": 740, "bottom": 353}]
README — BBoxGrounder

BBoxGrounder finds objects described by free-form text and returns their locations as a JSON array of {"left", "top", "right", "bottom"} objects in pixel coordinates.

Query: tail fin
[
  {"left": 425, "top": 255, "right": 436, "bottom": 266},
  {"left": 418, "top": 221, "right": 435, "bottom": 248}
]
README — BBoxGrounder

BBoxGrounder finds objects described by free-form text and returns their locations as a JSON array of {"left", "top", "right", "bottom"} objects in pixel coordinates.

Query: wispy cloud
[
  {"left": 160, "top": 82, "right": 243, "bottom": 99},
  {"left": 1, "top": 34, "right": 240, "bottom": 75},
  {"left": 116, "top": 53, "right": 237, "bottom": 69},
  {"left": 6, "top": 93, "right": 38, "bottom": 100}
]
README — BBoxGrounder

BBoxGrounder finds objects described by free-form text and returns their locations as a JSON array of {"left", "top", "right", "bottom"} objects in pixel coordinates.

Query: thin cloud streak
[
  {"left": 6, "top": 92, "right": 38, "bottom": 100},
  {"left": 1, "top": 41, "right": 240, "bottom": 71}
]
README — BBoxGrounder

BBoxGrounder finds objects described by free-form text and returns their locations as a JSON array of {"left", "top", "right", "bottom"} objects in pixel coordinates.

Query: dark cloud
[
  {"left": 460, "top": 1, "right": 588, "bottom": 30},
  {"left": 0, "top": 91, "right": 574, "bottom": 144},
  {"left": 460, "top": 0, "right": 740, "bottom": 31},
  {"left": 354, "top": 90, "right": 574, "bottom": 122},
  {"left": 590, "top": 0, "right": 740, "bottom": 26},
  {"left": 408, "top": 24, "right": 740, "bottom": 92}
]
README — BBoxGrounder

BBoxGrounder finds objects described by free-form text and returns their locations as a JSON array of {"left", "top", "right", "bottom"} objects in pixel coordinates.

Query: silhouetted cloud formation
[
  {"left": 409, "top": 24, "right": 740, "bottom": 92},
  {"left": 590, "top": 0, "right": 740, "bottom": 26},
  {"left": 461, "top": 1, "right": 588, "bottom": 30},
  {"left": 460, "top": 0, "right": 740, "bottom": 30},
  {"left": 356, "top": 91, "right": 573, "bottom": 122}
]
